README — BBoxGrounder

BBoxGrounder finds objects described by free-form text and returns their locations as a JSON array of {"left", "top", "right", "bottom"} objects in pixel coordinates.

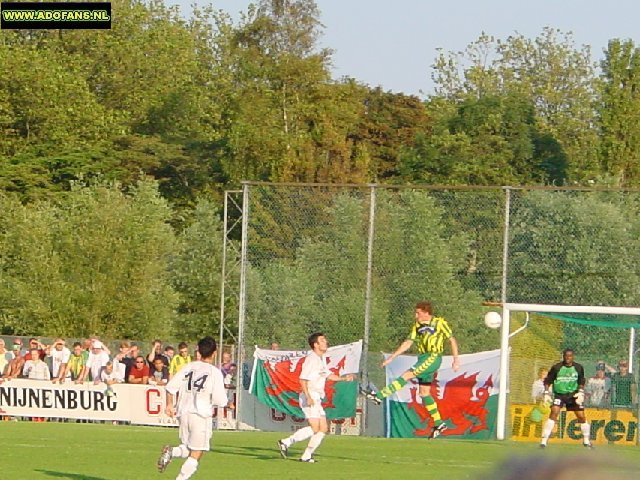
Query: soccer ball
[{"left": 484, "top": 311, "right": 502, "bottom": 329}]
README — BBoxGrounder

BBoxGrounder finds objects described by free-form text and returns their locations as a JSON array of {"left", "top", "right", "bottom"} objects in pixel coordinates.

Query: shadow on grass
[
  {"left": 35, "top": 470, "right": 108, "bottom": 480},
  {"left": 215, "top": 445, "right": 358, "bottom": 462},
  {"left": 215, "top": 445, "right": 279, "bottom": 461}
]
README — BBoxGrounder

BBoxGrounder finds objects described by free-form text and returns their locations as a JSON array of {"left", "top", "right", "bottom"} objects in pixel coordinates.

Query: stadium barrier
[
  {"left": 511, "top": 403, "right": 638, "bottom": 446},
  {"left": 0, "top": 379, "right": 362, "bottom": 434}
]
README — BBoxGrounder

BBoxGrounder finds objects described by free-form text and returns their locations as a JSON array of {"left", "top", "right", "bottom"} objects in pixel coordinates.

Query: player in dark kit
[{"left": 540, "top": 348, "right": 592, "bottom": 449}]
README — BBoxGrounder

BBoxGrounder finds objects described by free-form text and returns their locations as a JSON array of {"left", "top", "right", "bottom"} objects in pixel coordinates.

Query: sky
[{"left": 170, "top": 0, "right": 640, "bottom": 97}]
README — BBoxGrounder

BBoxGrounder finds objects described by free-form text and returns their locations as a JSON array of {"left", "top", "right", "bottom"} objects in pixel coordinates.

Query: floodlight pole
[{"left": 496, "top": 187, "right": 511, "bottom": 441}]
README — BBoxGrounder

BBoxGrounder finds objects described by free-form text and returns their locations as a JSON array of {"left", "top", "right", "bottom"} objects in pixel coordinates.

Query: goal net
[{"left": 498, "top": 303, "right": 640, "bottom": 446}]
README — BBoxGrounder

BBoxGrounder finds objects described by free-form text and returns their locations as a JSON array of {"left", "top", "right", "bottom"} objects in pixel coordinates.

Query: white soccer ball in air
[{"left": 484, "top": 311, "right": 502, "bottom": 329}]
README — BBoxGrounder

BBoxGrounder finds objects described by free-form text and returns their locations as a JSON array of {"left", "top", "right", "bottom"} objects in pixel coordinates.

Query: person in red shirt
[
  {"left": 24, "top": 338, "right": 46, "bottom": 361},
  {"left": 128, "top": 355, "right": 150, "bottom": 384}
]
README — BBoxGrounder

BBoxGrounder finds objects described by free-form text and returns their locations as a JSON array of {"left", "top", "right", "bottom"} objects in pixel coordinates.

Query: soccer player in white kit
[
  {"left": 157, "top": 336, "right": 229, "bottom": 479},
  {"left": 277, "top": 332, "right": 355, "bottom": 463}
]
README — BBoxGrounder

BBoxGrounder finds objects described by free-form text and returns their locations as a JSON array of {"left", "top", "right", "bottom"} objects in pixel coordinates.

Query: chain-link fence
[{"left": 232, "top": 183, "right": 640, "bottom": 437}]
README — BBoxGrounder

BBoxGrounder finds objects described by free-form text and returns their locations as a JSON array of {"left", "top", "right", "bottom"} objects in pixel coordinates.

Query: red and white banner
[
  {"left": 0, "top": 378, "right": 236, "bottom": 428},
  {"left": 0, "top": 378, "right": 362, "bottom": 433}
]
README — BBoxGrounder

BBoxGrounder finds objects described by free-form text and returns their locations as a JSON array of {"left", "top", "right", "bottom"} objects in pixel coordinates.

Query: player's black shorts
[{"left": 553, "top": 393, "right": 583, "bottom": 411}]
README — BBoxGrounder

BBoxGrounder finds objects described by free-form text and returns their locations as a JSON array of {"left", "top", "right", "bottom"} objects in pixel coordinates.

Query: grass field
[{"left": 1, "top": 421, "right": 639, "bottom": 479}]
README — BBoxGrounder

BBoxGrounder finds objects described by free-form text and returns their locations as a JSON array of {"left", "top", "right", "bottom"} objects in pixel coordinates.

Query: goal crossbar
[{"left": 504, "top": 303, "right": 640, "bottom": 316}]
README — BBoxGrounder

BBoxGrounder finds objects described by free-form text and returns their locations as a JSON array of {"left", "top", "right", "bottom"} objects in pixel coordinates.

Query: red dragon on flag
[{"left": 407, "top": 372, "right": 494, "bottom": 436}]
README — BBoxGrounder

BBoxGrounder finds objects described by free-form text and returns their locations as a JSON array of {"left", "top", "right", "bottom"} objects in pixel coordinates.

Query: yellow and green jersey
[
  {"left": 67, "top": 354, "right": 86, "bottom": 380},
  {"left": 408, "top": 316, "right": 453, "bottom": 354},
  {"left": 169, "top": 354, "right": 192, "bottom": 376}
]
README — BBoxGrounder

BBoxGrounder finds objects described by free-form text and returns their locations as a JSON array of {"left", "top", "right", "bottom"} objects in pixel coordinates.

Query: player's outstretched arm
[{"left": 381, "top": 340, "right": 413, "bottom": 368}]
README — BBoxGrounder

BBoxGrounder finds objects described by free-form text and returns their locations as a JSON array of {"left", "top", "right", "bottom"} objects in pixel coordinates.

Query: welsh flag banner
[
  {"left": 385, "top": 349, "right": 501, "bottom": 439},
  {"left": 250, "top": 340, "right": 362, "bottom": 420}
]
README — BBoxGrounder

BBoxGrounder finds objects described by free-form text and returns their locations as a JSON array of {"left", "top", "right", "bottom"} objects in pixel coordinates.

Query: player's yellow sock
[
  {"left": 377, "top": 377, "right": 408, "bottom": 399},
  {"left": 422, "top": 395, "right": 442, "bottom": 425}
]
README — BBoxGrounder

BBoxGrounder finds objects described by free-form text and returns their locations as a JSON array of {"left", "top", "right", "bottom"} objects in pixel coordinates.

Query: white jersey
[
  {"left": 531, "top": 379, "right": 545, "bottom": 403},
  {"left": 165, "top": 360, "right": 227, "bottom": 418},
  {"left": 300, "top": 351, "right": 331, "bottom": 400},
  {"left": 99, "top": 365, "right": 124, "bottom": 383},
  {"left": 86, "top": 351, "right": 110, "bottom": 381},
  {"left": 50, "top": 347, "right": 71, "bottom": 378}
]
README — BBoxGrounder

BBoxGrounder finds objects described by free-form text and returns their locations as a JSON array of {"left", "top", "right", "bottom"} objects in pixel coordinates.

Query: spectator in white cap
[{"left": 77, "top": 339, "right": 110, "bottom": 383}]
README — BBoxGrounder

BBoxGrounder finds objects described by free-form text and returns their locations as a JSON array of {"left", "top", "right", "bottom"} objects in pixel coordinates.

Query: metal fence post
[
  {"left": 497, "top": 186, "right": 511, "bottom": 441},
  {"left": 235, "top": 183, "right": 251, "bottom": 430},
  {"left": 217, "top": 192, "right": 230, "bottom": 365},
  {"left": 361, "top": 183, "right": 377, "bottom": 434}
]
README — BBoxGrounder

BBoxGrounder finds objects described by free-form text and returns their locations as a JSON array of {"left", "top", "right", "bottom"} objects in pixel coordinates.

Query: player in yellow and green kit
[{"left": 363, "top": 301, "right": 460, "bottom": 438}]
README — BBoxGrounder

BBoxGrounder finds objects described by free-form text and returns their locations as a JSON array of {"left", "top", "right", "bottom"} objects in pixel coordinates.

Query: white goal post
[{"left": 496, "top": 303, "right": 640, "bottom": 441}]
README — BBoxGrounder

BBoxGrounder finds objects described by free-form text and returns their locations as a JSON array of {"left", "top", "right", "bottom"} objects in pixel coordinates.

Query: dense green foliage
[
  {"left": 3, "top": 2, "right": 640, "bottom": 200},
  {"left": 2, "top": 1, "right": 640, "bottom": 344}
]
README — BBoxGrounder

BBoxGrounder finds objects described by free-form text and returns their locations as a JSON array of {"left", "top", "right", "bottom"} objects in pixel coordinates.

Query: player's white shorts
[
  {"left": 179, "top": 412, "right": 213, "bottom": 451},
  {"left": 300, "top": 393, "right": 326, "bottom": 419}
]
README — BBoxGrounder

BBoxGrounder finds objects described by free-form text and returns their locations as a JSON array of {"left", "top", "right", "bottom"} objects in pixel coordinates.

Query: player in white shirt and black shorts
[
  {"left": 277, "top": 332, "right": 355, "bottom": 463},
  {"left": 157, "top": 336, "right": 229, "bottom": 479}
]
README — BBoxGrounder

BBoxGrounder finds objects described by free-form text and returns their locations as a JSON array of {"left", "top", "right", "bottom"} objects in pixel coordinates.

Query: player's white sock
[
  {"left": 541, "top": 419, "right": 555, "bottom": 445},
  {"left": 172, "top": 444, "right": 190, "bottom": 458},
  {"left": 176, "top": 457, "right": 198, "bottom": 480},
  {"left": 284, "top": 426, "right": 314, "bottom": 446},
  {"left": 580, "top": 422, "right": 591, "bottom": 444},
  {"left": 301, "top": 432, "right": 325, "bottom": 460}
]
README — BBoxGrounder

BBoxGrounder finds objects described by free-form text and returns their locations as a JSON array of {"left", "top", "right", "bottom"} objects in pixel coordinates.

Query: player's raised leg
[{"left": 369, "top": 369, "right": 414, "bottom": 403}]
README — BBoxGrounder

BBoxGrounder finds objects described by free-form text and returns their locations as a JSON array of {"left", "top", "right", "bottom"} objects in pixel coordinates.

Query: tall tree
[
  {"left": 219, "top": 0, "right": 373, "bottom": 183},
  {"left": 399, "top": 93, "right": 567, "bottom": 185},
  {"left": 599, "top": 39, "right": 640, "bottom": 185},
  {"left": 431, "top": 28, "right": 599, "bottom": 183}
]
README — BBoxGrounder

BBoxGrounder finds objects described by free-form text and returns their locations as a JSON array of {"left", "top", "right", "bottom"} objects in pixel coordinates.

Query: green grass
[{"left": 1, "top": 421, "right": 639, "bottom": 479}]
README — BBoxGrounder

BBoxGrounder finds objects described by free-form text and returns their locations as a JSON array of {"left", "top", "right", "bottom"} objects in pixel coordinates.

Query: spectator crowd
[{"left": 0, "top": 336, "right": 237, "bottom": 389}]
